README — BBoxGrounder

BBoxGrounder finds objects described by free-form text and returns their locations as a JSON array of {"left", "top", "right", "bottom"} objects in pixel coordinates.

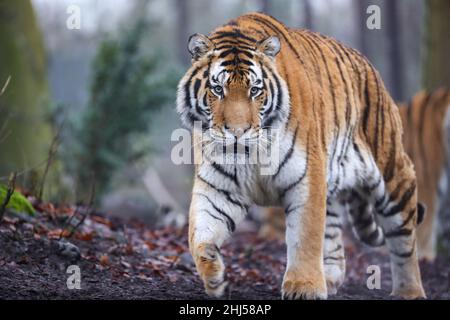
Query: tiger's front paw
[
  {"left": 282, "top": 271, "right": 327, "bottom": 300},
  {"left": 193, "top": 243, "right": 227, "bottom": 298}
]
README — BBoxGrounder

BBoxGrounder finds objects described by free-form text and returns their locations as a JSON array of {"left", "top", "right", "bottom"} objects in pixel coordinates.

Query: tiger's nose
[{"left": 224, "top": 124, "right": 250, "bottom": 138}]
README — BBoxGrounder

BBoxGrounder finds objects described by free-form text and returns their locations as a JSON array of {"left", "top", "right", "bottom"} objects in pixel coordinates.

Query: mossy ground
[{"left": 0, "top": 185, "right": 35, "bottom": 215}]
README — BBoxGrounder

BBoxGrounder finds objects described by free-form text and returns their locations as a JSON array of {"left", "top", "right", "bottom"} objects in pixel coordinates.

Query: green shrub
[{"left": 74, "top": 19, "right": 181, "bottom": 198}]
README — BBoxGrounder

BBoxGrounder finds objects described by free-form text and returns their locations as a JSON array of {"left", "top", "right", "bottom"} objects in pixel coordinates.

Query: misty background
[{"left": 0, "top": 0, "right": 448, "bottom": 224}]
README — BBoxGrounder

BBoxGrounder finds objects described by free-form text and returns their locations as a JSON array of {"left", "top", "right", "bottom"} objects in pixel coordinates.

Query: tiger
[
  {"left": 176, "top": 13, "right": 425, "bottom": 299},
  {"left": 260, "top": 88, "right": 450, "bottom": 262},
  {"left": 399, "top": 88, "right": 450, "bottom": 261}
]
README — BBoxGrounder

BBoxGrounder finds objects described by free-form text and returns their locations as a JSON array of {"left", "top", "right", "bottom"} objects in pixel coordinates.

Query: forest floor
[{"left": 0, "top": 201, "right": 449, "bottom": 300}]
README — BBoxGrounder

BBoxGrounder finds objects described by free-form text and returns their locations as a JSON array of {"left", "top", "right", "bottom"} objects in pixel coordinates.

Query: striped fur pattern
[
  {"left": 399, "top": 88, "right": 450, "bottom": 261},
  {"left": 177, "top": 13, "right": 425, "bottom": 299},
  {"left": 261, "top": 88, "right": 450, "bottom": 263}
]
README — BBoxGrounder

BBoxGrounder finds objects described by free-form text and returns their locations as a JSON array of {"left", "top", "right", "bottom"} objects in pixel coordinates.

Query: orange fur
[{"left": 399, "top": 88, "right": 450, "bottom": 261}]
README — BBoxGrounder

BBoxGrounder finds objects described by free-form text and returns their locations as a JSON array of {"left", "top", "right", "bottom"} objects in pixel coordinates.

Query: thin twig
[
  {"left": 58, "top": 180, "right": 95, "bottom": 240},
  {"left": 0, "top": 172, "right": 17, "bottom": 223},
  {"left": 37, "top": 121, "right": 64, "bottom": 200},
  {"left": 0, "top": 76, "right": 11, "bottom": 97},
  {"left": 0, "top": 76, "right": 12, "bottom": 143}
]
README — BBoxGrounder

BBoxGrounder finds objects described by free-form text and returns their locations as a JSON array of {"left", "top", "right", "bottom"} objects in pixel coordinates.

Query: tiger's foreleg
[
  {"left": 281, "top": 151, "right": 328, "bottom": 300},
  {"left": 188, "top": 188, "right": 247, "bottom": 298}
]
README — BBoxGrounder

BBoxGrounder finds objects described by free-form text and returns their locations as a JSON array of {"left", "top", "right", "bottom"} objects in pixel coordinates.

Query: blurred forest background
[{"left": 0, "top": 0, "right": 449, "bottom": 224}]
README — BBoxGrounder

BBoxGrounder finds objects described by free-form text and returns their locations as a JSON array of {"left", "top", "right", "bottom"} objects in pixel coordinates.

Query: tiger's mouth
[
  {"left": 209, "top": 128, "right": 262, "bottom": 150},
  {"left": 199, "top": 127, "right": 275, "bottom": 165}
]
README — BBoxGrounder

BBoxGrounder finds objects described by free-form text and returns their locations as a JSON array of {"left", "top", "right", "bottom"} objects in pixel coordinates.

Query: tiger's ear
[
  {"left": 257, "top": 36, "right": 281, "bottom": 58},
  {"left": 188, "top": 33, "right": 213, "bottom": 61}
]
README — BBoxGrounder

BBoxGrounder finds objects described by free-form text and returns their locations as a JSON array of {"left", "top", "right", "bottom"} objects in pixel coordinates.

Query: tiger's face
[{"left": 177, "top": 33, "right": 290, "bottom": 160}]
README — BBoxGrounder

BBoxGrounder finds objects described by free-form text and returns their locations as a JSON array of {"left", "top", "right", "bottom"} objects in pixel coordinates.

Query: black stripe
[
  {"left": 375, "top": 193, "right": 387, "bottom": 210},
  {"left": 326, "top": 210, "right": 339, "bottom": 218},
  {"left": 326, "top": 223, "right": 342, "bottom": 229},
  {"left": 273, "top": 126, "right": 298, "bottom": 178},
  {"left": 382, "top": 183, "right": 416, "bottom": 217},
  {"left": 366, "top": 176, "right": 382, "bottom": 192},
  {"left": 365, "top": 228, "right": 382, "bottom": 244},
  {"left": 386, "top": 178, "right": 407, "bottom": 204},
  {"left": 280, "top": 171, "right": 307, "bottom": 199},
  {"left": 324, "top": 256, "right": 344, "bottom": 261},
  {"left": 193, "top": 78, "right": 201, "bottom": 97},
  {"left": 264, "top": 80, "right": 275, "bottom": 115},
  {"left": 398, "top": 208, "right": 416, "bottom": 229},
  {"left": 184, "top": 67, "right": 201, "bottom": 109},
  {"left": 383, "top": 128, "right": 397, "bottom": 183},
  {"left": 362, "top": 66, "right": 371, "bottom": 134},
  {"left": 211, "top": 162, "right": 239, "bottom": 187},
  {"left": 219, "top": 48, "right": 237, "bottom": 58},
  {"left": 385, "top": 228, "right": 412, "bottom": 238},
  {"left": 207, "top": 278, "right": 226, "bottom": 289},
  {"left": 197, "top": 193, "right": 236, "bottom": 232},
  {"left": 261, "top": 63, "right": 268, "bottom": 79},
  {"left": 197, "top": 174, "right": 245, "bottom": 209},
  {"left": 352, "top": 142, "right": 365, "bottom": 164},
  {"left": 392, "top": 246, "right": 414, "bottom": 259},
  {"left": 325, "top": 233, "right": 338, "bottom": 240},
  {"left": 195, "top": 100, "right": 207, "bottom": 117},
  {"left": 203, "top": 210, "right": 225, "bottom": 223},
  {"left": 285, "top": 203, "right": 302, "bottom": 215},
  {"left": 273, "top": 69, "right": 283, "bottom": 112},
  {"left": 370, "top": 64, "right": 382, "bottom": 159},
  {"left": 210, "top": 30, "right": 257, "bottom": 43},
  {"left": 215, "top": 44, "right": 255, "bottom": 51},
  {"left": 217, "top": 47, "right": 254, "bottom": 59},
  {"left": 326, "top": 245, "right": 343, "bottom": 254}
]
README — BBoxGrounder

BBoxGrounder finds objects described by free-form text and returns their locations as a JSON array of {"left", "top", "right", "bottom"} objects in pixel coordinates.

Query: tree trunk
[
  {"left": 261, "top": 0, "right": 271, "bottom": 15},
  {"left": 175, "top": 0, "right": 189, "bottom": 65},
  {"left": 355, "top": 0, "right": 370, "bottom": 57},
  {"left": 303, "top": 0, "right": 313, "bottom": 30},
  {"left": 386, "top": 0, "right": 403, "bottom": 101},
  {"left": 0, "top": 1, "right": 51, "bottom": 183},
  {"left": 423, "top": 0, "right": 450, "bottom": 89}
]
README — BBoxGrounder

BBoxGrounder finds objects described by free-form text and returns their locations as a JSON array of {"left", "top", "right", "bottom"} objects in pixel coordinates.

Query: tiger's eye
[
  {"left": 213, "top": 86, "right": 223, "bottom": 95},
  {"left": 250, "top": 87, "right": 260, "bottom": 95}
]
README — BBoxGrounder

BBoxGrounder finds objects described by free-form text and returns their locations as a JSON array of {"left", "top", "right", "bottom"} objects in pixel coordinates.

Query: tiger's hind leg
[
  {"left": 374, "top": 157, "right": 426, "bottom": 299},
  {"left": 323, "top": 200, "right": 346, "bottom": 295}
]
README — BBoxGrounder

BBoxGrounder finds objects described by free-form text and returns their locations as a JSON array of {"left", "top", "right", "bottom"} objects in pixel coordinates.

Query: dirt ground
[{"left": 0, "top": 203, "right": 449, "bottom": 300}]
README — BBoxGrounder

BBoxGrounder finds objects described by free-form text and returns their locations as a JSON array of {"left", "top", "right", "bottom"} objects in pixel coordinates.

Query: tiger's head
[{"left": 176, "top": 30, "right": 290, "bottom": 161}]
